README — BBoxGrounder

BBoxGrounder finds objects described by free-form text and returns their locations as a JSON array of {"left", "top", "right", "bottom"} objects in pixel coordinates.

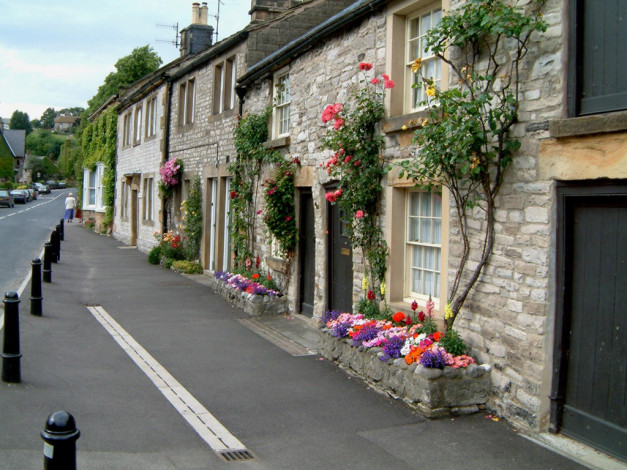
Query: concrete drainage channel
[{"left": 86, "top": 305, "right": 255, "bottom": 462}]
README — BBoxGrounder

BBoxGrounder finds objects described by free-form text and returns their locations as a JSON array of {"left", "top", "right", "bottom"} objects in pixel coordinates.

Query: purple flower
[
  {"left": 332, "top": 322, "right": 350, "bottom": 338},
  {"left": 419, "top": 348, "right": 452, "bottom": 369},
  {"left": 322, "top": 310, "right": 342, "bottom": 325},
  {"left": 351, "top": 324, "right": 380, "bottom": 347},
  {"left": 380, "top": 336, "right": 405, "bottom": 361}
]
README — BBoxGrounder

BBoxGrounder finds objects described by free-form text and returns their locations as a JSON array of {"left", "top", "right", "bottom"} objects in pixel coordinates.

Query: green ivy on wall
[
  {"left": 230, "top": 108, "right": 282, "bottom": 267},
  {"left": 81, "top": 106, "right": 117, "bottom": 226}
]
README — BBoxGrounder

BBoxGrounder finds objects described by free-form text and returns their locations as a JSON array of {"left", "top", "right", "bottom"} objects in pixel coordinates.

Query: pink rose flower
[
  {"left": 359, "top": 62, "right": 373, "bottom": 71},
  {"left": 355, "top": 210, "right": 364, "bottom": 219},
  {"left": 384, "top": 79, "right": 395, "bottom": 89},
  {"left": 333, "top": 118, "right": 344, "bottom": 130},
  {"left": 371, "top": 77, "right": 380, "bottom": 85}
]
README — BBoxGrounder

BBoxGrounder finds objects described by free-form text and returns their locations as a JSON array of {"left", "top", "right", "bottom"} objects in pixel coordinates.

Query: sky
[{"left": 0, "top": 0, "right": 250, "bottom": 122}]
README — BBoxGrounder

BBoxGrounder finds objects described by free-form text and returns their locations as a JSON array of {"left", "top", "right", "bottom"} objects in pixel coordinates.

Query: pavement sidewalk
[{"left": 0, "top": 224, "right": 594, "bottom": 469}]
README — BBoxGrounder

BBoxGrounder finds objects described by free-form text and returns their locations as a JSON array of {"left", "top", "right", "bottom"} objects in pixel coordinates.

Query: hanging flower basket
[{"left": 158, "top": 158, "right": 184, "bottom": 198}]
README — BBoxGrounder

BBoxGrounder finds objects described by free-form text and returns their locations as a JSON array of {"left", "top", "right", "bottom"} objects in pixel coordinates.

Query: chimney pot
[
  {"left": 199, "top": 2, "right": 208, "bottom": 25},
  {"left": 192, "top": 3, "right": 201, "bottom": 24}
]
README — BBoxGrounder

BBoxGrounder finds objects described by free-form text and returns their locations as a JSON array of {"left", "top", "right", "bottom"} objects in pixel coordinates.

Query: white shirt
[{"left": 65, "top": 196, "right": 76, "bottom": 210}]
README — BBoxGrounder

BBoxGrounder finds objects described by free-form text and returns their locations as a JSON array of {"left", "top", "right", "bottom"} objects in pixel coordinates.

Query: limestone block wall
[{"left": 114, "top": 86, "right": 166, "bottom": 253}]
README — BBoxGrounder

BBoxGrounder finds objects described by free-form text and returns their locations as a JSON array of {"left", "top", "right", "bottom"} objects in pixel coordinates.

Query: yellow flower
[
  {"left": 445, "top": 303, "right": 453, "bottom": 320},
  {"left": 421, "top": 118, "right": 429, "bottom": 127},
  {"left": 401, "top": 125, "right": 408, "bottom": 131},
  {"left": 411, "top": 58, "right": 422, "bottom": 73},
  {"left": 426, "top": 86, "right": 436, "bottom": 97},
  {"left": 380, "top": 281, "right": 386, "bottom": 296},
  {"left": 362, "top": 276, "right": 369, "bottom": 291}
]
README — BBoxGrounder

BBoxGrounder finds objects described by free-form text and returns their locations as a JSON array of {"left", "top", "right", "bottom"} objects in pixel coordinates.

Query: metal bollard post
[
  {"left": 59, "top": 218, "right": 64, "bottom": 241},
  {"left": 43, "top": 243, "right": 52, "bottom": 283},
  {"left": 55, "top": 225, "right": 61, "bottom": 262},
  {"left": 1, "top": 291, "right": 21, "bottom": 383},
  {"left": 41, "top": 410, "right": 80, "bottom": 470},
  {"left": 49, "top": 231, "right": 58, "bottom": 264},
  {"left": 31, "top": 258, "right": 43, "bottom": 316}
]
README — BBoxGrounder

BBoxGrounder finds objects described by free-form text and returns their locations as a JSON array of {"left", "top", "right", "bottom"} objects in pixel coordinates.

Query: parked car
[
  {"left": 26, "top": 188, "right": 37, "bottom": 200},
  {"left": 57, "top": 181, "right": 67, "bottom": 189},
  {"left": 46, "top": 180, "right": 58, "bottom": 190},
  {"left": 0, "top": 189, "right": 14, "bottom": 208},
  {"left": 10, "top": 189, "right": 28, "bottom": 203},
  {"left": 34, "top": 183, "right": 51, "bottom": 194}
]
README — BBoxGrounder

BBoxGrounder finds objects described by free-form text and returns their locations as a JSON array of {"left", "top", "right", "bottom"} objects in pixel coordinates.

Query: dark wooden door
[
  {"left": 554, "top": 184, "right": 627, "bottom": 462},
  {"left": 327, "top": 195, "right": 353, "bottom": 313},
  {"left": 298, "top": 190, "right": 315, "bottom": 317}
]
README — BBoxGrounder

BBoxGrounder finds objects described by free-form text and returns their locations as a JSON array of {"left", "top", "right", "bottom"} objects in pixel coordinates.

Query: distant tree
[
  {"left": 87, "top": 45, "right": 162, "bottom": 115},
  {"left": 26, "top": 130, "right": 66, "bottom": 160},
  {"left": 40, "top": 108, "right": 56, "bottom": 129},
  {"left": 9, "top": 110, "right": 33, "bottom": 135},
  {"left": 31, "top": 119, "right": 42, "bottom": 129},
  {"left": 57, "top": 107, "right": 84, "bottom": 117},
  {"left": 25, "top": 155, "right": 58, "bottom": 181}
]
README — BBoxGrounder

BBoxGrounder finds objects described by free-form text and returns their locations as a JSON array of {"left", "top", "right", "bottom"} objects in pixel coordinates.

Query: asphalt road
[{"left": 0, "top": 189, "right": 73, "bottom": 296}]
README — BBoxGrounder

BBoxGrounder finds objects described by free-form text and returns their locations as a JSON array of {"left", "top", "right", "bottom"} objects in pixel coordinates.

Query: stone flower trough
[
  {"left": 319, "top": 328, "right": 491, "bottom": 418},
  {"left": 207, "top": 274, "right": 287, "bottom": 317}
]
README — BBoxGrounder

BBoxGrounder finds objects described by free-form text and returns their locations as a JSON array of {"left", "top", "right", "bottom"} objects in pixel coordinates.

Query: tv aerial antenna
[
  {"left": 209, "top": 0, "right": 224, "bottom": 42},
  {"left": 155, "top": 22, "right": 180, "bottom": 49}
]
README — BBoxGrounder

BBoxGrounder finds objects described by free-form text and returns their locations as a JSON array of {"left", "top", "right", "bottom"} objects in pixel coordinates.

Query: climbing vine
[
  {"left": 230, "top": 108, "right": 281, "bottom": 267},
  {"left": 262, "top": 158, "right": 299, "bottom": 256},
  {"left": 81, "top": 106, "right": 117, "bottom": 226},
  {"left": 321, "top": 62, "right": 392, "bottom": 307},
  {"left": 398, "top": 0, "right": 547, "bottom": 328}
]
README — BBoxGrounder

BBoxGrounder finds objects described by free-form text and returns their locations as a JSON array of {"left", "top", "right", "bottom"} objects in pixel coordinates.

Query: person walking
[{"left": 64, "top": 192, "right": 76, "bottom": 222}]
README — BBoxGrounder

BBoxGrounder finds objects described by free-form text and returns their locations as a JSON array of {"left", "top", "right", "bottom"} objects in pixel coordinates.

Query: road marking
[
  {"left": 0, "top": 192, "right": 66, "bottom": 221},
  {"left": 86, "top": 305, "right": 250, "bottom": 456}
]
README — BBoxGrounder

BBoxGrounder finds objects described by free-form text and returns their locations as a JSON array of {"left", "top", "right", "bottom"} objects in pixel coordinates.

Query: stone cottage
[
  {"left": 114, "top": 0, "right": 355, "bottom": 258},
  {"left": 233, "top": 0, "right": 626, "bottom": 462}
]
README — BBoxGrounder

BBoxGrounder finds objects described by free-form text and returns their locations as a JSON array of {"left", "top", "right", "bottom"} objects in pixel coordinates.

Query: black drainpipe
[{"left": 235, "top": 85, "right": 247, "bottom": 117}]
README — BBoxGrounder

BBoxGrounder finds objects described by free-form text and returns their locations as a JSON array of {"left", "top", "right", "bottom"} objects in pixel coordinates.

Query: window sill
[
  {"left": 264, "top": 136, "right": 290, "bottom": 149},
  {"left": 208, "top": 108, "right": 237, "bottom": 124},
  {"left": 549, "top": 110, "right": 627, "bottom": 138},
  {"left": 383, "top": 110, "right": 430, "bottom": 134}
]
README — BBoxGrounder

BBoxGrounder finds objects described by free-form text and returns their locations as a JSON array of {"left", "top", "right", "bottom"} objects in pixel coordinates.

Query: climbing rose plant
[
  {"left": 398, "top": 0, "right": 547, "bottom": 328},
  {"left": 321, "top": 62, "right": 392, "bottom": 307},
  {"left": 262, "top": 158, "right": 299, "bottom": 256}
]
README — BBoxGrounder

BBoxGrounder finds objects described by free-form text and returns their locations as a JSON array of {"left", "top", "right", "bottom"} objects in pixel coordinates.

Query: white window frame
[
  {"left": 406, "top": 5, "right": 442, "bottom": 113},
  {"left": 272, "top": 68, "right": 291, "bottom": 138},
  {"left": 405, "top": 190, "right": 442, "bottom": 304},
  {"left": 82, "top": 163, "right": 105, "bottom": 212}
]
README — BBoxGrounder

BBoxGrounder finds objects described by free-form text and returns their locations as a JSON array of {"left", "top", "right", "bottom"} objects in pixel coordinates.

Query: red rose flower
[{"left": 359, "top": 62, "right": 373, "bottom": 71}]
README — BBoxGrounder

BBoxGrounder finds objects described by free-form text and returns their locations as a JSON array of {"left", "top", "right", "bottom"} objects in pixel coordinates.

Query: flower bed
[
  {"left": 209, "top": 271, "right": 287, "bottom": 317},
  {"left": 319, "top": 312, "right": 491, "bottom": 418}
]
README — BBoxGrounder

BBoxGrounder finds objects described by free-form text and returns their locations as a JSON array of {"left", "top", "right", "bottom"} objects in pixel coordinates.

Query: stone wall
[
  {"left": 114, "top": 85, "right": 166, "bottom": 253},
  {"left": 319, "top": 329, "right": 491, "bottom": 418}
]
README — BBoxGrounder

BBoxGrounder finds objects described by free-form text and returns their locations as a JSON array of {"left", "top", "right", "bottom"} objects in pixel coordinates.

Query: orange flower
[
  {"left": 252, "top": 273, "right": 260, "bottom": 280},
  {"left": 432, "top": 331, "right": 444, "bottom": 342}
]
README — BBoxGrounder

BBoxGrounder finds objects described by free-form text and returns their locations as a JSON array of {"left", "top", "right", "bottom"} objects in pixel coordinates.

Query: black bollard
[
  {"left": 59, "top": 218, "right": 64, "bottom": 241},
  {"left": 49, "top": 231, "right": 58, "bottom": 264},
  {"left": 31, "top": 258, "right": 43, "bottom": 316},
  {"left": 43, "top": 243, "right": 52, "bottom": 283},
  {"left": 55, "top": 225, "right": 61, "bottom": 262},
  {"left": 41, "top": 410, "right": 80, "bottom": 470},
  {"left": 1, "top": 291, "right": 21, "bottom": 383}
]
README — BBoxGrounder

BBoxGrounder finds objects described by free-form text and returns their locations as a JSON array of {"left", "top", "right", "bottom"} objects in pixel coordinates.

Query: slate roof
[{"left": 1, "top": 129, "right": 26, "bottom": 157}]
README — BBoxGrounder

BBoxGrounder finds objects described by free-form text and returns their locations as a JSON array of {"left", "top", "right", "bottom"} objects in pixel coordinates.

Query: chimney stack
[
  {"left": 249, "top": 0, "right": 297, "bottom": 23},
  {"left": 180, "top": 2, "right": 214, "bottom": 56}
]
